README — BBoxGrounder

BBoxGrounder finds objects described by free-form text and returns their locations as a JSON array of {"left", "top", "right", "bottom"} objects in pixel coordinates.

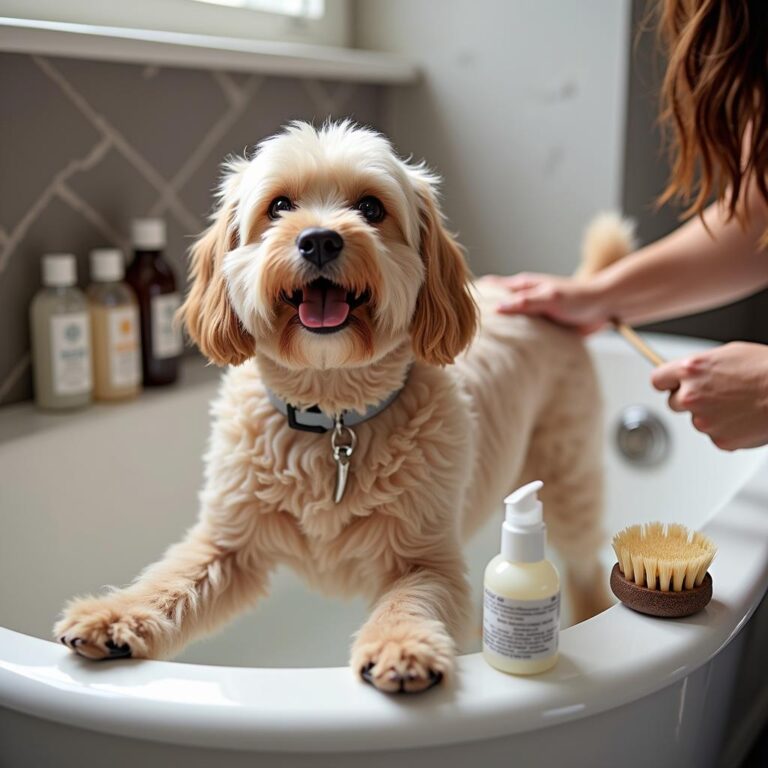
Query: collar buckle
[{"left": 286, "top": 403, "right": 329, "bottom": 434}]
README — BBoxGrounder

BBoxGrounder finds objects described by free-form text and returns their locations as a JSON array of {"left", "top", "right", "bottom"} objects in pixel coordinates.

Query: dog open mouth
[{"left": 281, "top": 278, "right": 370, "bottom": 334}]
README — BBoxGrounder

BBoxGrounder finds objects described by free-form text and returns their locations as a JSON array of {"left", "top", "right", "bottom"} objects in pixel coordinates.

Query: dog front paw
[
  {"left": 54, "top": 594, "right": 171, "bottom": 661},
  {"left": 351, "top": 619, "right": 455, "bottom": 694}
]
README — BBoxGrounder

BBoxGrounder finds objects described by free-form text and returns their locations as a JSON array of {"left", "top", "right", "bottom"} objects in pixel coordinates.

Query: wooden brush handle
[{"left": 611, "top": 320, "right": 666, "bottom": 368}]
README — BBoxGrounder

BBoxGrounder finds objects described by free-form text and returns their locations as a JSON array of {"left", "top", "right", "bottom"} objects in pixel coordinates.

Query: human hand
[
  {"left": 651, "top": 342, "right": 768, "bottom": 451},
  {"left": 483, "top": 273, "right": 611, "bottom": 335}
]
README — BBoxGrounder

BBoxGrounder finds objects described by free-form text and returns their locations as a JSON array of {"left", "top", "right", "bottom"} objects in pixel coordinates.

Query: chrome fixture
[{"left": 615, "top": 405, "right": 670, "bottom": 467}]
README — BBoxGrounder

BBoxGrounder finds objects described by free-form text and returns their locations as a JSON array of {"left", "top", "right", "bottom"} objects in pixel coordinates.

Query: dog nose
[{"left": 297, "top": 228, "right": 343, "bottom": 269}]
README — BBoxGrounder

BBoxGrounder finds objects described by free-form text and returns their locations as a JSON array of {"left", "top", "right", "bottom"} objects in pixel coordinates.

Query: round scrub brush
[{"left": 610, "top": 522, "right": 717, "bottom": 618}]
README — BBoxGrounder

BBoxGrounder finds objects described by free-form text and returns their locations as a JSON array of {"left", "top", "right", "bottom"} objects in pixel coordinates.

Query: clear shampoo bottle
[{"left": 30, "top": 253, "right": 93, "bottom": 410}]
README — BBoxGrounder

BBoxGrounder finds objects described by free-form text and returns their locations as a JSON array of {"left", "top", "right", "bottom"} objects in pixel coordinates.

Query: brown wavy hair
[{"left": 656, "top": 0, "right": 768, "bottom": 223}]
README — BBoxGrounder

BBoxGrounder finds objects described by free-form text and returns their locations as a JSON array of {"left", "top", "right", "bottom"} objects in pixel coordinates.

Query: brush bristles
[{"left": 612, "top": 522, "right": 716, "bottom": 592}]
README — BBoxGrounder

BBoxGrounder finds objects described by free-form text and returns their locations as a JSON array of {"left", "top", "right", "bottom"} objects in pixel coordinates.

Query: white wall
[{"left": 356, "top": 0, "right": 630, "bottom": 275}]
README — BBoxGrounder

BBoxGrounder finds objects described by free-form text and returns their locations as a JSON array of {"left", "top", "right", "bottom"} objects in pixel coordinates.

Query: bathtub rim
[{"left": 1, "top": 331, "right": 767, "bottom": 753}]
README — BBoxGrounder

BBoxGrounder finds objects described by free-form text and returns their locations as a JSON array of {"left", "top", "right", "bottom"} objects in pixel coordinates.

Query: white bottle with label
[
  {"left": 483, "top": 481, "right": 560, "bottom": 675},
  {"left": 30, "top": 253, "right": 93, "bottom": 410},
  {"left": 88, "top": 248, "right": 142, "bottom": 401}
]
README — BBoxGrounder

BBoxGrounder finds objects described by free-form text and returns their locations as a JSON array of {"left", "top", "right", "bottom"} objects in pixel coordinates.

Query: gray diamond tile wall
[
  {"left": 0, "top": 53, "right": 384, "bottom": 405},
  {"left": 50, "top": 57, "right": 230, "bottom": 180},
  {"left": 0, "top": 54, "right": 102, "bottom": 233}
]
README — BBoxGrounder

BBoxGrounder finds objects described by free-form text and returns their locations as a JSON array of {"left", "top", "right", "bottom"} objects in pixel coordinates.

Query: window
[
  {"left": 192, "top": 0, "right": 324, "bottom": 19},
  {"left": 1, "top": 0, "right": 348, "bottom": 46}
]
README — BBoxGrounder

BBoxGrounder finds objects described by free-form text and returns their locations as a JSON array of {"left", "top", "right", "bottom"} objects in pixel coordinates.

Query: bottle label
[
  {"left": 107, "top": 306, "right": 141, "bottom": 388},
  {"left": 483, "top": 587, "right": 560, "bottom": 661},
  {"left": 151, "top": 292, "right": 182, "bottom": 359},
  {"left": 50, "top": 313, "right": 92, "bottom": 396}
]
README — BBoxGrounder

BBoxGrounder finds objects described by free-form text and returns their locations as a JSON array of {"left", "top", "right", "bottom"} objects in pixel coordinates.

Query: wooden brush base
[{"left": 610, "top": 563, "right": 713, "bottom": 618}]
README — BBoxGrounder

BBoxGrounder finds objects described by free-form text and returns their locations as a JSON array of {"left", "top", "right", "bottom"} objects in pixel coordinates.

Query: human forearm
[
  {"left": 492, "top": 178, "right": 768, "bottom": 333},
  {"left": 595, "top": 186, "right": 768, "bottom": 326}
]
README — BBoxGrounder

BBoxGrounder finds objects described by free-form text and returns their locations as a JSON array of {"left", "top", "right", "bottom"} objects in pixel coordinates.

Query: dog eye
[
  {"left": 355, "top": 196, "right": 385, "bottom": 223},
  {"left": 268, "top": 196, "right": 294, "bottom": 219}
]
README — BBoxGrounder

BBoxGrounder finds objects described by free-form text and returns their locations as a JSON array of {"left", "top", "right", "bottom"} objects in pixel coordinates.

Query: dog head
[{"left": 179, "top": 121, "right": 477, "bottom": 371}]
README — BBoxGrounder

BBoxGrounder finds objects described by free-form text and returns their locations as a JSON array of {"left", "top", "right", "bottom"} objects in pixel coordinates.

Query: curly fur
[{"left": 55, "top": 122, "right": 608, "bottom": 692}]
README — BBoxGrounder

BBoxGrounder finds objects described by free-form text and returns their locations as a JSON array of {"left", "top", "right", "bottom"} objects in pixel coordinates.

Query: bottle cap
[
  {"left": 90, "top": 248, "right": 125, "bottom": 282},
  {"left": 505, "top": 480, "right": 544, "bottom": 527},
  {"left": 131, "top": 218, "right": 166, "bottom": 250},
  {"left": 501, "top": 480, "right": 546, "bottom": 562},
  {"left": 42, "top": 253, "right": 77, "bottom": 287}
]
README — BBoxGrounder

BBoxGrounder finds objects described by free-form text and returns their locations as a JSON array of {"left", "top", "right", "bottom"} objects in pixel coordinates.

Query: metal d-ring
[{"left": 331, "top": 416, "right": 357, "bottom": 456}]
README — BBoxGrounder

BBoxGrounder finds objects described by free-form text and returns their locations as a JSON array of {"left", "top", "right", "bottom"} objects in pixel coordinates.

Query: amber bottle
[
  {"left": 125, "top": 218, "right": 181, "bottom": 386},
  {"left": 88, "top": 248, "right": 141, "bottom": 401}
]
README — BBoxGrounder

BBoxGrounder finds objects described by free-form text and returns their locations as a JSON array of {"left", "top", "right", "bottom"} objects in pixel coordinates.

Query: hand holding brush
[{"left": 491, "top": 205, "right": 768, "bottom": 451}]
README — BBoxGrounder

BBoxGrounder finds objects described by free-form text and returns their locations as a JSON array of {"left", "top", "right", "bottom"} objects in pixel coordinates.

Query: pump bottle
[{"left": 483, "top": 481, "right": 560, "bottom": 675}]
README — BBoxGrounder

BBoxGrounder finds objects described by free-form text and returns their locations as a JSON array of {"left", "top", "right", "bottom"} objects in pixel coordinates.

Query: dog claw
[
  {"left": 361, "top": 662, "right": 375, "bottom": 684},
  {"left": 360, "top": 662, "right": 442, "bottom": 694},
  {"left": 105, "top": 640, "right": 132, "bottom": 658},
  {"left": 58, "top": 634, "right": 131, "bottom": 660}
]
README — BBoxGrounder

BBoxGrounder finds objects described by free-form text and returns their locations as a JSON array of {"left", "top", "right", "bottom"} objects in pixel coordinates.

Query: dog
[{"left": 55, "top": 121, "right": 609, "bottom": 693}]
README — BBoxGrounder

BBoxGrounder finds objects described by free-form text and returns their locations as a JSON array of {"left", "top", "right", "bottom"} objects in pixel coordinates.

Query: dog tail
[{"left": 576, "top": 212, "right": 636, "bottom": 279}]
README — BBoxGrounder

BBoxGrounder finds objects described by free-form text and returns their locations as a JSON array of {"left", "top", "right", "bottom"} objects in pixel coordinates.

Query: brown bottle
[{"left": 125, "top": 218, "right": 182, "bottom": 386}]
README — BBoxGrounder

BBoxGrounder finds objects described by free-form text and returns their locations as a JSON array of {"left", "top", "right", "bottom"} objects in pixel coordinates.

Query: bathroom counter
[{"left": 0, "top": 355, "right": 219, "bottom": 445}]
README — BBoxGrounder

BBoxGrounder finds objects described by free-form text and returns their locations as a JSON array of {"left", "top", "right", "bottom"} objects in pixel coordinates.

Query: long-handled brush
[{"left": 577, "top": 213, "right": 666, "bottom": 368}]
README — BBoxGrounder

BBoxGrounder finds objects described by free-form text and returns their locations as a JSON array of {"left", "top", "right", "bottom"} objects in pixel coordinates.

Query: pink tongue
[{"left": 298, "top": 284, "right": 350, "bottom": 328}]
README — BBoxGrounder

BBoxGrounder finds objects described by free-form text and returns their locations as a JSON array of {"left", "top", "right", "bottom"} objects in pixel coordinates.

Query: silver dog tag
[
  {"left": 331, "top": 417, "right": 357, "bottom": 504},
  {"left": 333, "top": 446, "right": 352, "bottom": 503}
]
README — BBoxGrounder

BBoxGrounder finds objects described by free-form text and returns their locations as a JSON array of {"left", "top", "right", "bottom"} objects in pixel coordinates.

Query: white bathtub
[{"left": 1, "top": 332, "right": 767, "bottom": 768}]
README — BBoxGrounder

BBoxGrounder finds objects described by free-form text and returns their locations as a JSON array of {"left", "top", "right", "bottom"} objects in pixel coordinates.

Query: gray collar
[{"left": 266, "top": 383, "right": 405, "bottom": 434}]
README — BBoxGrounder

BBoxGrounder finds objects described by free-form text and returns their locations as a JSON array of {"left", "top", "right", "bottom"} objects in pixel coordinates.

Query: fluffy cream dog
[{"left": 55, "top": 121, "right": 609, "bottom": 693}]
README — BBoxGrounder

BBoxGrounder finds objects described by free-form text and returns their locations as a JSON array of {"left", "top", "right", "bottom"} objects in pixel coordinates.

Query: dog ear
[
  {"left": 409, "top": 175, "right": 478, "bottom": 365},
  {"left": 178, "top": 184, "right": 254, "bottom": 366}
]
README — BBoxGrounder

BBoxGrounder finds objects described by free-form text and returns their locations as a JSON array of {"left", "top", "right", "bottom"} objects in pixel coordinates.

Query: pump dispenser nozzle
[
  {"left": 505, "top": 480, "right": 544, "bottom": 526},
  {"left": 501, "top": 480, "right": 546, "bottom": 562}
]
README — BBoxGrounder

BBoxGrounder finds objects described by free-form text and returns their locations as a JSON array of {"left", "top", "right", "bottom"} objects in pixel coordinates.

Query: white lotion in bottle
[{"left": 483, "top": 480, "right": 560, "bottom": 675}]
